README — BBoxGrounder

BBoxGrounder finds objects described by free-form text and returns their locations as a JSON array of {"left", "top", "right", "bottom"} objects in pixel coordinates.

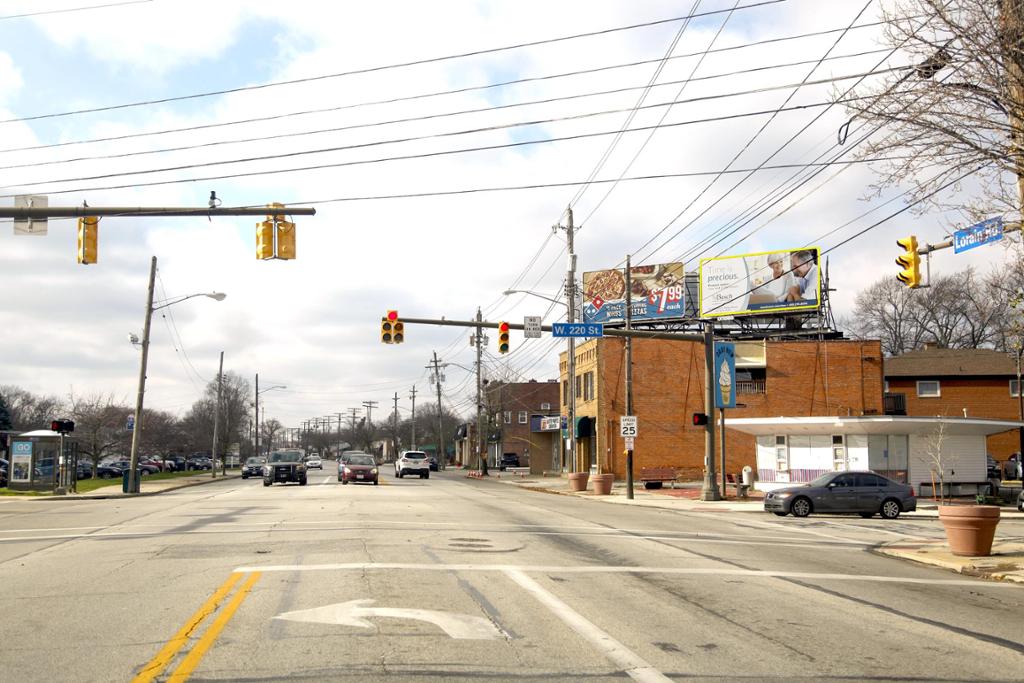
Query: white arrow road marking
[{"left": 273, "top": 599, "right": 503, "bottom": 640}]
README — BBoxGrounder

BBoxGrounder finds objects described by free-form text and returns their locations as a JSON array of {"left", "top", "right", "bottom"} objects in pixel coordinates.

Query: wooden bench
[{"left": 639, "top": 467, "right": 678, "bottom": 490}]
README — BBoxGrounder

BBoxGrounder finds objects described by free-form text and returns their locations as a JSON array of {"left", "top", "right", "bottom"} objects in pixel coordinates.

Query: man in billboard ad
[
  {"left": 583, "top": 262, "right": 684, "bottom": 324},
  {"left": 699, "top": 248, "right": 821, "bottom": 318}
]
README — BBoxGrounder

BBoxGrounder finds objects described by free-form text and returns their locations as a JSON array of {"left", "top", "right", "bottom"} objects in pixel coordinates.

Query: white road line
[
  {"left": 503, "top": 568, "right": 673, "bottom": 683},
  {"left": 319, "top": 476, "right": 333, "bottom": 486},
  {"left": 230, "top": 562, "right": 1017, "bottom": 587}
]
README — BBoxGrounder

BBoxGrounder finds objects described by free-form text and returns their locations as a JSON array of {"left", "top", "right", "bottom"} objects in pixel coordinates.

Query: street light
[
  {"left": 254, "top": 376, "right": 286, "bottom": 456},
  {"left": 127, "top": 256, "right": 225, "bottom": 494},
  {"left": 502, "top": 289, "right": 567, "bottom": 308}
]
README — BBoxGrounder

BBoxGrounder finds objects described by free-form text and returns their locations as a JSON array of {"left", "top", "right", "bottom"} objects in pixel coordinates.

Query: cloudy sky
[{"left": 0, "top": 0, "right": 1012, "bottom": 429}]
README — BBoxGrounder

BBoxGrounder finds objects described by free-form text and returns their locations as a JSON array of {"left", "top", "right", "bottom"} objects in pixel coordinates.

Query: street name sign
[
  {"left": 954, "top": 217, "right": 1003, "bottom": 254},
  {"left": 620, "top": 416, "right": 637, "bottom": 437},
  {"left": 552, "top": 322, "right": 603, "bottom": 338},
  {"left": 523, "top": 316, "right": 542, "bottom": 338}
]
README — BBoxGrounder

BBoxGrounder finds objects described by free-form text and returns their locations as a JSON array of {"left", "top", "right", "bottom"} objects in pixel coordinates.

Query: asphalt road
[{"left": 0, "top": 468, "right": 1022, "bottom": 682}]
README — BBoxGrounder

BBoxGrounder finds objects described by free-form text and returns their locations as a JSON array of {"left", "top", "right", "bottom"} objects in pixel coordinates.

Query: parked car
[
  {"left": 1018, "top": 488, "right": 1023, "bottom": 512},
  {"left": 75, "top": 462, "right": 93, "bottom": 480},
  {"left": 241, "top": 457, "right": 266, "bottom": 479},
  {"left": 95, "top": 464, "right": 122, "bottom": 479},
  {"left": 765, "top": 471, "right": 916, "bottom": 519},
  {"left": 263, "top": 450, "right": 307, "bottom": 486},
  {"left": 499, "top": 454, "right": 520, "bottom": 471},
  {"left": 186, "top": 457, "right": 211, "bottom": 471},
  {"left": 306, "top": 455, "right": 323, "bottom": 470},
  {"left": 109, "top": 460, "right": 159, "bottom": 476},
  {"left": 395, "top": 451, "right": 430, "bottom": 479},
  {"left": 428, "top": 456, "right": 438, "bottom": 472},
  {"left": 164, "top": 455, "right": 187, "bottom": 472},
  {"left": 339, "top": 453, "right": 379, "bottom": 485},
  {"left": 987, "top": 455, "right": 1000, "bottom": 480},
  {"left": 0, "top": 458, "right": 8, "bottom": 487}
]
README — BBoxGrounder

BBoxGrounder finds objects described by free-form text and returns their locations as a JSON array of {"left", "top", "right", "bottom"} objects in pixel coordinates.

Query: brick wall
[
  {"left": 886, "top": 377, "right": 1023, "bottom": 460},
  {"left": 562, "top": 338, "right": 884, "bottom": 480},
  {"left": 485, "top": 381, "right": 560, "bottom": 467}
]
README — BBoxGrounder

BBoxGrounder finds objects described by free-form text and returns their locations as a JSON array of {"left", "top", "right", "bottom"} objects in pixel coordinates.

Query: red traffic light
[
  {"left": 387, "top": 310, "right": 399, "bottom": 322},
  {"left": 692, "top": 413, "right": 708, "bottom": 426},
  {"left": 498, "top": 321, "right": 510, "bottom": 333},
  {"left": 50, "top": 419, "right": 75, "bottom": 434}
]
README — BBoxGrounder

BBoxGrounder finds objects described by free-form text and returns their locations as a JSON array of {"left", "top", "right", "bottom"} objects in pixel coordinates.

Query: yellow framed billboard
[{"left": 699, "top": 247, "right": 821, "bottom": 318}]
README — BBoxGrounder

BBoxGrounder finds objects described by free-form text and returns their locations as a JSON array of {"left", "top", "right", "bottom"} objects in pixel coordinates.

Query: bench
[{"left": 639, "top": 467, "right": 678, "bottom": 490}]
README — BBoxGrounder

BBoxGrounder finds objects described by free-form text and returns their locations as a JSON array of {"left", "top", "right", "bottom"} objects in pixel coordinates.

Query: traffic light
[
  {"left": 382, "top": 310, "right": 402, "bottom": 344},
  {"left": 276, "top": 220, "right": 296, "bottom": 260},
  {"left": 77, "top": 216, "right": 98, "bottom": 265},
  {"left": 692, "top": 413, "right": 708, "bottom": 426},
  {"left": 256, "top": 220, "right": 275, "bottom": 260},
  {"left": 896, "top": 235, "right": 921, "bottom": 288},
  {"left": 50, "top": 419, "right": 75, "bottom": 434},
  {"left": 497, "top": 321, "right": 510, "bottom": 354}
]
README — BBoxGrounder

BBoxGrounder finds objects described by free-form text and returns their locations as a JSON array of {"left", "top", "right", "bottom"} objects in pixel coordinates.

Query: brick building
[
  {"left": 559, "top": 337, "right": 884, "bottom": 480},
  {"left": 883, "top": 345, "right": 1024, "bottom": 462},
  {"left": 482, "top": 379, "right": 561, "bottom": 473}
]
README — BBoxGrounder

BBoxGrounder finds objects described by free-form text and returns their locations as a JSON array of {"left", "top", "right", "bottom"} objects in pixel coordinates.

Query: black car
[
  {"left": 241, "top": 457, "right": 266, "bottom": 479},
  {"left": 499, "top": 453, "right": 520, "bottom": 471},
  {"left": 764, "top": 471, "right": 917, "bottom": 519},
  {"left": 0, "top": 458, "right": 7, "bottom": 487},
  {"left": 109, "top": 460, "right": 160, "bottom": 476},
  {"left": 263, "top": 451, "right": 307, "bottom": 486}
]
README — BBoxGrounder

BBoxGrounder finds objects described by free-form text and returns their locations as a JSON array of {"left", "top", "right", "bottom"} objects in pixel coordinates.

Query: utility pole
[
  {"left": 409, "top": 386, "right": 417, "bottom": 451},
  {"left": 700, "top": 322, "right": 722, "bottom": 501},
  {"left": 625, "top": 255, "right": 634, "bottom": 500},
  {"left": 127, "top": 256, "right": 157, "bottom": 495},
  {"left": 429, "top": 351, "right": 446, "bottom": 470},
  {"left": 475, "top": 307, "right": 489, "bottom": 475},
  {"left": 211, "top": 351, "right": 224, "bottom": 479},
  {"left": 362, "top": 400, "right": 378, "bottom": 455},
  {"left": 335, "top": 412, "right": 343, "bottom": 459},
  {"left": 254, "top": 374, "right": 260, "bottom": 459},
  {"left": 561, "top": 208, "right": 578, "bottom": 474},
  {"left": 392, "top": 392, "right": 400, "bottom": 458},
  {"left": 346, "top": 408, "right": 360, "bottom": 433}
]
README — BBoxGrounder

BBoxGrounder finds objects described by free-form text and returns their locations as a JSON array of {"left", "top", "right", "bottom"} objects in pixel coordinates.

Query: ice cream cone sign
[{"left": 714, "top": 342, "right": 736, "bottom": 409}]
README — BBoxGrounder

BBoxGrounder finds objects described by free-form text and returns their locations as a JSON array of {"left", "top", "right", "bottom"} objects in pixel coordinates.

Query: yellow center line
[
  {"left": 132, "top": 572, "right": 243, "bottom": 683},
  {"left": 166, "top": 572, "right": 262, "bottom": 683}
]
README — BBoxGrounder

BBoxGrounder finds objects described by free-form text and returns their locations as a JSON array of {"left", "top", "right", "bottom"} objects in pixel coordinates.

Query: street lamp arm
[
  {"left": 502, "top": 289, "right": 567, "bottom": 307},
  {"left": 152, "top": 291, "right": 226, "bottom": 311}
]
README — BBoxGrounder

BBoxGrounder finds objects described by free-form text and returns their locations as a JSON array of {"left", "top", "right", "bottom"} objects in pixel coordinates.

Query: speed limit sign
[{"left": 620, "top": 415, "right": 637, "bottom": 437}]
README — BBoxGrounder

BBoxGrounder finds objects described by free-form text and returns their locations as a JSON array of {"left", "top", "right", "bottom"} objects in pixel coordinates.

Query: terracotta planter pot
[
  {"left": 938, "top": 505, "right": 1001, "bottom": 557},
  {"left": 568, "top": 472, "right": 589, "bottom": 492},
  {"left": 592, "top": 473, "right": 614, "bottom": 495}
]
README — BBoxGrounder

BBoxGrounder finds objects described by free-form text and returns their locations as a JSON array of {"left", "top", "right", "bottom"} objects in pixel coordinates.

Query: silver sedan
[{"left": 764, "top": 471, "right": 917, "bottom": 519}]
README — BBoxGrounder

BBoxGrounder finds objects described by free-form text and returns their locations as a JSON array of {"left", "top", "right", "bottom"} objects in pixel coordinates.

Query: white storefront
[{"left": 725, "top": 416, "right": 1022, "bottom": 493}]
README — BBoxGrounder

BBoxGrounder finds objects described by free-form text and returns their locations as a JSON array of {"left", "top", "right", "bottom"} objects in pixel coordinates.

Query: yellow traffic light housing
[
  {"left": 276, "top": 220, "right": 296, "bottom": 260},
  {"left": 256, "top": 203, "right": 297, "bottom": 260},
  {"left": 256, "top": 220, "right": 274, "bottom": 260},
  {"left": 381, "top": 310, "right": 400, "bottom": 344},
  {"left": 895, "top": 235, "right": 921, "bottom": 288},
  {"left": 77, "top": 216, "right": 98, "bottom": 265},
  {"left": 497, "top": 321, "right": 510, "bottom": 354}
]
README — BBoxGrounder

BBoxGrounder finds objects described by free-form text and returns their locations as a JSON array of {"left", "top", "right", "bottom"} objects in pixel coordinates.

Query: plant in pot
[
  {"left": 592, "top": 461, "right": 614, "bottom": 495},
  {"left": 927, "top": 419, "right": 1001, "bottom": 556}
]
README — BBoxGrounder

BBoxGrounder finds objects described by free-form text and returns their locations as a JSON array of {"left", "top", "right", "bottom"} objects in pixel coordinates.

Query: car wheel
[
  {"left": 300, "top": 478, "right": 308, "bottom": 486},
  {"left": 773, "top": 511, "right": 788, "bottom": 517},
  {"left": 424, "top": 472, "right": 429, "bottom": 479},
  {"left": 101, "top": 473, "right": 112, "bottom": 479},
  {"left": 791, "top": 497, "right": 812, "bottom": 518},
  {"left": 263, "top": 480, "right": 271, "bottom": 487},
  {"left": 880, "top": 499, "right": 902, "bottom": 519},
  {"left": 374, "top": 479, "right": 379, "bottom": 486},
  {"left": 859, "top": 512, "right": 874, "bottom": 518},
  {"left": 242, "top": 473, "right": 248, "bottom": 479},
  {"left": 342, "top": 479, "right": 348, "bottom": 485},
  {"left": 399, "top": 470, "right": 404, "bottom": 478}
]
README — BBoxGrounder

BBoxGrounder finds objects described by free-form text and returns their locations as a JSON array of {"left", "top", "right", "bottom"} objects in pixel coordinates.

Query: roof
[
  {"left": 16, "top": 430, "right": 61, "bottom": 437},
  {"left": 725, "top": 416, "right": 1024, "bottom": 437},
  {"left": 884, "top": 347, "right": 1016, "bottom": 378}
]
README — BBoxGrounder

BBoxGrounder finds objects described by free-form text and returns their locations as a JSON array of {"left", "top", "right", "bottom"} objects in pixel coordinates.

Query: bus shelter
[{"left": 8, "top": 429, "right": 79, "bottom": 493}]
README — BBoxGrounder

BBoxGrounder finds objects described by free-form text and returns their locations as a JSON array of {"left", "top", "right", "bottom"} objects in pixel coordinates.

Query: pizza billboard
[
  {"left": 699, "top": 247, "right": 821, "bottom": 318},
  {"left": 582, "top": 262, "right": 685, "bottom": 324}
]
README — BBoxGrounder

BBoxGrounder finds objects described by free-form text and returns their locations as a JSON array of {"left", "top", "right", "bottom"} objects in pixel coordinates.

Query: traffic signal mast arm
[
  {"left": 911, "top": 222, "right": 1022, "bottom": 256},
  {"left": 0, "top": 205, "right": 316, "bottom": 218},
  {"left": 397, "top": 316, "right": 705, "bottom": 342}
]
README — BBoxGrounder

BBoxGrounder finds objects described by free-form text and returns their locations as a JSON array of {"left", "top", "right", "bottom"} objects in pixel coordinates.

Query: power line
[
  {"left": 0, "top": 0, "right": 152, "bottom": 21},
  {"left": 0, "top": 0, "right": 785, "bottom": 126}
]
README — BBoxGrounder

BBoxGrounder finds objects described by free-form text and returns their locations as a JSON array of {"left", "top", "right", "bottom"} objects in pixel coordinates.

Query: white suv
[
  {"left": 395, "top": 451, "right": 430, "bottom": 479},
  {"left": 306, "top": 455, "right": 323, "bottom": 470}
]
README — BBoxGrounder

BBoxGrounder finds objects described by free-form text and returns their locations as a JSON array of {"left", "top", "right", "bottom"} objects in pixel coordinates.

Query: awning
[{"left": 725, "top": 415, "right": 1024, "bottom": 437}]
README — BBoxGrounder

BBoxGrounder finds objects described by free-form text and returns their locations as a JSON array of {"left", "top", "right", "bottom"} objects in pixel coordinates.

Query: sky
[{"left": 0, "top": 0, "right": 1016, "bottom": 430}]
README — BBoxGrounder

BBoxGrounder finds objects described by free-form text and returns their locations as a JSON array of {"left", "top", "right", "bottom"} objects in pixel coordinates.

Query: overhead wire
[{"left": 0, "top": 0, "right": 152, "bottom": 21}]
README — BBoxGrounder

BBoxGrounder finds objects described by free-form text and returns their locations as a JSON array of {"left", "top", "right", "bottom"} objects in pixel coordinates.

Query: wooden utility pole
[
  {"left": 409, "top": 386, "right": 417, "bottom": 451},
  {"left": 392, "top": 392, "right": 400, "bottom": 458},
  {"left": 475, "top": 307, "right": 489, "bottom": 475},
  {"left": 127, "top": 256, "right": 157, "bottom": 495},
  {"left": 211, "top": 351, "right": 224, "bottom": 479},
  {"left": 428, "top": 352, "right": 446, "bottom": 470},
  {"left": 625, "top": 255, "right": 635, "bottom": 500}
]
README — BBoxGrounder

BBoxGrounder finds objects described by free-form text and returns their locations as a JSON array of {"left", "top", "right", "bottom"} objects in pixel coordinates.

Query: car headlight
[
  {"left": 776, "top": 491, "right": 794, "bottom": 498},
  {"left": 344, "top": 467, "right": 352, "bottom": 474},
  {"left": 371, "top": 468, "right": 378, "bottom": 474}
]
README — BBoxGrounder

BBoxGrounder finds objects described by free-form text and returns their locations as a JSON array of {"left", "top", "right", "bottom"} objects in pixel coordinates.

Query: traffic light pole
[{"left": 700, "top": 322, "right": 722, "bottom": 502}]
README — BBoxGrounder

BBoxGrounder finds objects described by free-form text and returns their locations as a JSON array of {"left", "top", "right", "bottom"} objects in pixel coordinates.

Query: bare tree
[
  {"left": 845, "top": 0, "right": 1024, "bottom": 223},
  {"left": 261, "top": 418, "right": 283, "bottom": 452},
  {"left": 922, "top": 418, "right": 955, "bottom": 504},
  {"left": 67, "top": 393, "right": 129, "bottom": 475},
  {"left": 0, "top": 385, "right": 65, "bottom": 431}
]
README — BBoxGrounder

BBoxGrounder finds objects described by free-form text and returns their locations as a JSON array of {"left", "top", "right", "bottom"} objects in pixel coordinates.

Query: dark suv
[
  {"left": 263, "top": 450, "right": 307, "bottom": 486},
  {"left": 499, "top": 453, "right": 520, "bottom": 471}
]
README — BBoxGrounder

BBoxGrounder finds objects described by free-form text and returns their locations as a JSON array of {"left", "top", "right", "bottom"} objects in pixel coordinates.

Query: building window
[
  {"left": 503, "top": 411, "right": 511, "bottom": 424},
  {"left": 735, "top": 368, "right": 767, "bottom": 395},
  {"left": 575, "top": 375, "right": 582, "bottom": 399},
  {"left": 916, "top": 380, "right": 941, "bottom": 398},
  {"left": 541, "top": 402, "right": 551, "bottom": 411},
  {"left": 1012, "top": 379, "right": 1020, "bottom": 398},
  {"left": 583, "top": 372, "right": 595, "bottom": 401},
  {"left": 774, "top": 435, "right": 788, "bottom": 471},
  {"left": 518, "top": 411, "right": 528, "bottom": 424},
  {"left": 562, "top": 381, "right": 568, "bottom": 405},
  {"left": 883, "top": 381, "right": 889, "bottom": 393}
]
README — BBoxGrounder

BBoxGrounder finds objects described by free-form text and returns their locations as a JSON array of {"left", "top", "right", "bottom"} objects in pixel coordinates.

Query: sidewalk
[
  {"left": 38, "top": 473, "right": 241, "bottom": 500},
  {"left": 478, "top": 471, "right": 1024, "bottom": 519},
  {"left": 876, "top": 539, "right": 1024, "bottom": 584}
]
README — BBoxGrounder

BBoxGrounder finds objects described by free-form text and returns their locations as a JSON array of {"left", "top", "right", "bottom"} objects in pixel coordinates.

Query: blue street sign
[
  {"left": 126, "top": 415, "right": 135, "bottom": 432},
  {"left": 954, "top": 217, "right": 1003, "bottom": 254},
  {"left": 552, "top": 322, "right": 604, "bottom": 338}
]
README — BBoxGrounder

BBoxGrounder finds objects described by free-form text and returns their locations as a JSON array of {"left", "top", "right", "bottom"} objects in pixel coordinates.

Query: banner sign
[
  {"left": 539, "top": 416, "right": 561, "bottom": 431},
  {"left": 714, "top": 342, "right": 736, "bottom": 409},
  {"left": 954, "top": 217, "right": 1003, "bottom": 254},
  {"left": 699, "top": 248, "right": 821, "bottom": 318},
  {"left": 11, "top": 441, "right": 32, "bottom": 482},
  {"left": 583, "top": 262, "right": 685, "bottom": 324}
]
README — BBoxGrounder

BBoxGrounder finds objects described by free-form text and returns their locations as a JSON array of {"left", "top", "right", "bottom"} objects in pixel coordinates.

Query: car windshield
[
  {"left": 349, "top": 455, "right": 375, "bottom": 466},
  {"left": 269, "top": 452, "right": 300, "bottom": 463},
  {"left": 808, "top": 473, "right": 836, "bottom": 487},
  {"left": 404, "top": 453, "right": 426, "bottom": 460},
  {"left": 245, "top": 458, "right": 263, "bottom": 465}
]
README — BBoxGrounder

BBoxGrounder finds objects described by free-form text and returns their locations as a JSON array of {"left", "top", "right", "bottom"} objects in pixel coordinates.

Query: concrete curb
[
  {"left": 873, "top": 541, "right": 1024, "bottom": 585},
  {"left": 30, "top": 474, "right": 242, "bottom": 501}
]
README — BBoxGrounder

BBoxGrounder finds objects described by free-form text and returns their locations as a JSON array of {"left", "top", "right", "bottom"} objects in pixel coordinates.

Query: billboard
[
  {"left": 582, "top": 262, "right": 684, "bottom": 324},
  {"left": 699, "top": 248, "right": 821, "bottom": 318}
]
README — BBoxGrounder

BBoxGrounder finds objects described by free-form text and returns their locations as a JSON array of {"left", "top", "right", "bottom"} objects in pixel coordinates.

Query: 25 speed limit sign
[{"left": 620, "top": 416, "right": 637, "bottom": 437}]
